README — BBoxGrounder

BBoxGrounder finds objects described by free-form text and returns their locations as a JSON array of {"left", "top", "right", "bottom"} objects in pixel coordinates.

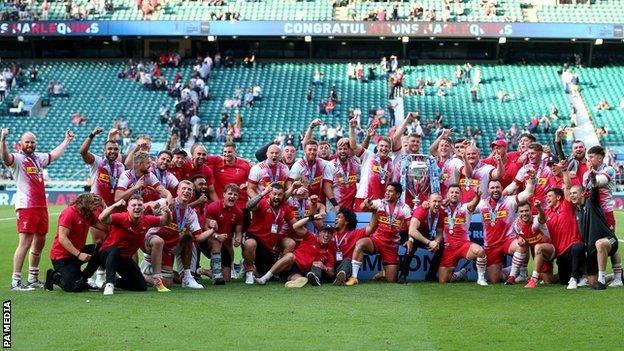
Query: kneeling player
[
  {"left": 98, "top": 196, "right": 172, "bottom": 296},
  {"left": 45, "top": 193, "right": 106, "bottom": 292},
  {"left": 254, "top": 214, "right": 329, "bottom": 288},
  {"left": 511, "top": 201, "right": 555, "bottom": 288},
  {"left": 438, "top": 184, "right": 487, "bottom": 286},
  {"left": 346, "top": 182, "right": 411, "bottom": 285},
  {"left": 331, "top": 208, "right": 377, "bottom": 286},
  {"left": 142, "top": 181, "right": 204, "bottom": 292}
]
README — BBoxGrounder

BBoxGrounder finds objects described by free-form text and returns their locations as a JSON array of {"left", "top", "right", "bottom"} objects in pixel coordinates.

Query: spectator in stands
[
  {"left": 596, "top": 98, "right": 611, "bottom": 111},
  {"left": 313, "top": 68, "right": 323, "bottom": 86},
  {"left": 550, "top": 104, "right": 559, "bottom": 119},
  {"left": 244, "top": 52, "right": 256, "bottom": 68},
  {"left": 216, "top": 125, "right": 226, "bottom": 142},
  {"left": 470, "top": 85, "right": 478, "bottom": 102},
  {"left": 539, "top": 114, "right": 551, "bottom": 133},
  {"left": 0, "top": 77, "right": 6, "bottom": 102},
  {"left": 71, "top": 112, "right": 88, "bottom": 126},
  {"left": 497, "top": 89, "right": 511, "bottom": 102},
  {"left": 596, "top": 126, "right": 608, "bottom": 140}
]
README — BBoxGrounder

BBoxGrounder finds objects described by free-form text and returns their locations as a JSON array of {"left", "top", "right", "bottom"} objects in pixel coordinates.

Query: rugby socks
[
  {"left": 351, "top": 260, "right": 362, "bottom": 279},
  {"left": 211, "top": 252, "right": 223, "bottom": 279},
  {"left": 598, "top": 271, "right": 605, "bottom": 285},
  {"left": 531, "top": 270, "right": 540, "bottom": 279},
  {"left": 257, "top": 271, "right": 273, "bottom": 284},
  {"left": 476, "top": 257, "right": 487, "bottom": 281},
  {"left": 153, "top": 273, "right": 163, "bottom": 285},
  {"left": 28, "top": 266, "right": 39, "bottom": 283},
  {"left": 613, "top": 264, "right": 622, "bottom": 283},
  {"left": 510, "top": 252, "right": 525, "bottom": 278},
  {"left": 11, "top": 272, "right": 21, "bottom": 286}
]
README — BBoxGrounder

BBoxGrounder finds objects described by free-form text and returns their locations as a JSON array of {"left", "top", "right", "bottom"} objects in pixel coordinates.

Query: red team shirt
[
  {"left": 438, "top": 157, "right": 462, "bottom": 198},
  {"left": 89, "top": 155, "right": 125, "bottom": 206},
  {"left": 49, "top": 206, "right": 97, "bottom": 260},
  {"left": 370, "top": 199, "right": 412, "bottom": 244},
  {"left": 440, "top": 203, "right": 472, "bottom": 247},
  {"left": 181, "top": 160, "right": 216, "bottom": 186},
  {"left": 205, "top": 156, "right": 251, "bottom": 209},
  {"left": 247, "top": 161, "right": 290, "bottom": 194},
  {"left": 204, "top": 199, "right": 243, "bottom": 245},
  {"left": 514, "top": 160, "right": 552, "bottom": 207},
  {"left": 293, "top": 231, "right": 336, "bottom": 273},
  {"left": 411, "top": 205, "right": 442, "bottom": 240},
  {"left": 100, "top": 213, "right": 162, "bottom": 259},
  {"left": 483, "top": 156, "right": 519, "bottom": 188},
  {"left": 289, "top": 158, "right": 333, "bottom": 202},
  {"left": 513, "top": 217, "right": 550, "bottom": 246},
  {"left": 355, "top": 150, "right": 393, "bottom": 201},
  {"left": 146, "top": 200, "right": 202, "bottom": 252},
  {"left": 475, "top": 196, "right": 518, "bottom": 248},
  {"left": 545, "top": 199, "right": 582, "bottom": 256},
  {"left": 331, "top": 157, "right": 360, "bottom": 210},
  {"left": 333, "top": 227, "right": 367, "bottom": 261},
  {"left": 9, "top": 152, "right": 51, "bottom": 209},
  {"left": 459, "top": 162, "right": 495, "bottom": 203},
  {"left": 246, "top": 199, "right": 294, "bottom": 251},
  {"left": 117, "top": 170, "right": 162, "bottom": 203}
]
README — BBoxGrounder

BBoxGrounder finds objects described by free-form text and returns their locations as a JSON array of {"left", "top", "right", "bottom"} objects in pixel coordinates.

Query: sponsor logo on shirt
[
  {"left": 482, "top": 210, "right": 509, "bottom": 220},
  {"left": 378, "top": 215, "right": 402, "bottom": 227},
  {"left": 458, "top": 178, "right": 479, "bottom": 187},
  {"left": 537, "top": 178, "right": 548, "bottom": 185},
  {"left": 25, "top": 166, "right": 37, "bottom": 175},
  {"left": 337, "top": 175, "right": 358, "bottom": 184},
  {"left": 98, "top": 173, "right": 111, "bottom": 183},
  {"left": 444, "top": 217, "right": 466, "bottom": 224}
]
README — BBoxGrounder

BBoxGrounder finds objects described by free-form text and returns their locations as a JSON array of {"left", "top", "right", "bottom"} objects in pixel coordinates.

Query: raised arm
[
  {"left": 302, "top": 119, "right": 322, "bottom": 147},
  {"left": 292, "top": 212, "right": 326, "bottom": 236},
  {"left": 491, "top": 154, "right": 504, "bottom": 181},
  {"left": 49, "top": 130, "right": 75, "bottom": 163},
  {"left": 391, "top": 112, "right": 417, "bottom": 152},
  {"left": 561, "top": 160, "right": 572, "bottom": 201},
  {"left": 534, "top": 200, "right": 546, "bottom": 224},
  {"left": 429, "top": 128, "right": 452, "bottom": 156},
  {"left": 98, "top": 199, "right": 126, "bottom": 224},
  {"left": 80, "top": 126, "right": 104, "bottom": 165},
  {"left": 361, "top": 123, "right": 377, "bottom": 150},
  {"left": 348, "top": 117, "right": 363, "bottom": 155},
  {"left": 517, "top": 172, "right": 535, "bottom": 204},
  {"left": 466, "top": 190, "right": 481, "bottom": 213},
  {"left": 158, "top": 204, "right": 173, "bottom": 227},
  {"left": 246, "top": 186, "right": 271, "bottom": 210},
  {"left": 0, "top": 128, "right": 14, "bottom": 166}
]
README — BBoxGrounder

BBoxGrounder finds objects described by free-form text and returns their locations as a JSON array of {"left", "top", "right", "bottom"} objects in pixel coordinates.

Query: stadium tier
[
  {"left": 2, "top": 60, "right": 609, "bottom": 182},
  {"left": 1, "top": 0, "right": 620, "bottom": 23}
]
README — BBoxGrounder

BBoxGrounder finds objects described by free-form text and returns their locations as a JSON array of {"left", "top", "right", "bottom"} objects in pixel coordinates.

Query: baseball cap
[
  {"left": 490, "top": 139, "right": 508, "bottom": 148},
  {"left": 172, "top": 148, "right": 187, "bottom": 157},
  {"left": 320, "top": 225, "right": 335, "bottom": 233}
]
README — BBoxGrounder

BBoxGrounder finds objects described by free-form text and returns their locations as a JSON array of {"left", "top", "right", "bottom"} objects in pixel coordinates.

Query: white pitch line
[
  {"left": 619, "top": 239, "right": 624, "bottom": 243},
  {"left": 0, "top": 212, "right": 61, "bottom": 221}
]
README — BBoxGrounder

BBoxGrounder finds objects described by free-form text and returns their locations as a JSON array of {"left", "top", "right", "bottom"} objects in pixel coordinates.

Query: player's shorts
[
  {"left": 370, "top": 236, "right": 399, "bottom": 265},
  {"left": 243, "top": 232, "right": 277, "bottom": 276},
  {"left": 604, "top": 211, "right": 616, "bottom": 231},
  {"left": 441, "top": 241, "right": 472, "bottom": 268},
  {"left": 586, "top": 237, "right": 619, "bottom": 276},
  {"left": 485, "top": 237, "right": 516, "bottom": 266},
  {"left": 16, "top": 207, "right": 49, "bottom": 235},
  {"left": 144, "top": 235, "right": 176, "bottom": 267},
  {"left": 282, "top": 263, "right": 305, "bottom": 282},
  {"left": 196, "top": 240, "right": 233, "bottom": 268}
]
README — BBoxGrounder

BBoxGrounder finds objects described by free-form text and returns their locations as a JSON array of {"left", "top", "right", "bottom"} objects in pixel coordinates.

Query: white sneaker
[
  {"left": 477, "top": 278, "right": 488, "bottom": 286},
  {"left": 27, "top": 279, "right": 44, "bottom": 289},
  {"left": 254, "top": 278, "right": 266, "bottom": 285},
  {"left": 182, "top": 276, "right": 204, "bottom": 289},
  {"left": 577, "top": 276, "right": 589, "bottom": 287},
  {"left": 609, "top": 279, "right": 623, "bottom": 288},
  {"left": 11, "top": 280, "right": 35, "bottom": 291},
  {"left": 515, "top": 271, "right": 527, "bottom": 283},
  {"left": 103, "top": 283, "right": 114, "bottom": 296},
  {"left": 567, "top": 278, "right": 578, "bottom": 290},
  {"left": 245, "top": 272, "right": 254, "bottom": 285}
]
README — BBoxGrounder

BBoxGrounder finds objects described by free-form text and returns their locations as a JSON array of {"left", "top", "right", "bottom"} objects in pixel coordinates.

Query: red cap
[{"left": 490, "top": 139, "right": 508, "bottom": 148}]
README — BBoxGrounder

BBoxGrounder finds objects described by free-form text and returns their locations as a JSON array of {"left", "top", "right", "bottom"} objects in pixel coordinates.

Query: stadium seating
[
  {"left": 536, "top": 1, "right": 624, "bottom": 23},
  {"left": 0, "top": 60, "right": 584, "bottom": 183},
  {"left": 575, "top": 66, "right": 624, "bottom": 145}
]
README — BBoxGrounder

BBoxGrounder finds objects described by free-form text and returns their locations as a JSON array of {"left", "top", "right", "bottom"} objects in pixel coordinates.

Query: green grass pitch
[{"left": 1, "top": 205, "right": 624, "bottom": 350}]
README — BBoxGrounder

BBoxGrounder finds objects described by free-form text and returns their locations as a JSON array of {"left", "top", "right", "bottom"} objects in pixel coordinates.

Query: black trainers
[
  {"left": 592, "top": 281, "right": 607, "bottom": 290},
  {"left": 44, "top": 269, "right": 54, "bottom": 291},
  {"left": 306, "top": 272, "right": 320, "bottom": 286},
  {"left": 397, "top": 274, "right": 408, "bottom": 284}
]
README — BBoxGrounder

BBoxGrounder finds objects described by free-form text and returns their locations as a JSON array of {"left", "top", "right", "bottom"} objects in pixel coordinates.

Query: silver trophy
[{"left": 408, "top": 154, "right": 431, "bottom": 182}]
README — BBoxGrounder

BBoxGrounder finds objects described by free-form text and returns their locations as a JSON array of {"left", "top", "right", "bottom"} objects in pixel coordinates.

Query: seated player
[
  {"left": 98, "top": 196, "right": 172, "bottom": 296},
  {"left": 346, "top": 182, "right": 412, "bottom": 285},
  {"left": 141, "top": 180, "right": 205, "bottom": 292},
  {"left": 243, "top": 182, "right": 298, "bottom": 284},
  {"left": 332, "top": 208, "right": 377, "bottom": 286},
  {"left": 254, "top": 213, "right": 329, "bottom": 288},
  {"left": 511, "top": 201, "right": 556, "bottom": 288},
  {"left": 438, "top": 184, "right": 487, "bottom": 286},
  {"left": 44, "top": 193, "right": 106, "bottom": 292}
]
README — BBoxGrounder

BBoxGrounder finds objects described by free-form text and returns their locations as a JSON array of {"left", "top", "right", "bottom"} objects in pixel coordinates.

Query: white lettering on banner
[{"left": 283, "top": 22, "right": 367, "bottom": 35}]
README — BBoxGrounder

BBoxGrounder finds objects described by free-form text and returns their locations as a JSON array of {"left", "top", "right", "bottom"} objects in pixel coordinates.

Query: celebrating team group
[{"left": 2, "top": 112, "right": 621, "bottom": 295}]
